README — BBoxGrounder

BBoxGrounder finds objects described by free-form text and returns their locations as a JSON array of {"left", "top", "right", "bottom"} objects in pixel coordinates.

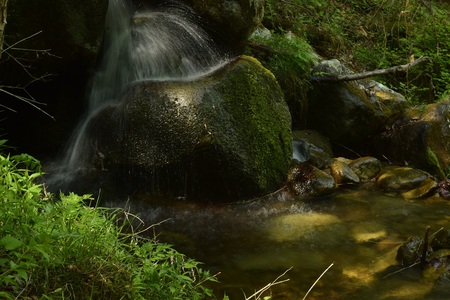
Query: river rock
[
  {"left": 349, "top": 156, "right": 381, "bottom": 181},
  {"left": 396, "top": 236, "right": 423, "bottom": 267},
  {"left": 287, "top": 162, "right": 336, "bottom": 198},
  {"left": 374, "top": 100, "right": 450, "bottom": 179},
  {"left": 307, "top": 59, "right": 408, "bottom": 153},
  {"left": 401, "top": 177, "right": 438, "bottom": 199},
  {"left": 72, "top": 55, "right": 292, "bottom": 202},
  {"left": 183, "top": 0, "right": 264, "bottom": 49},
  {"left": 292, "top": 130, "right": 334, "bottom": 169},
  {"left": 292, "top": 140, "right": 310, "bottom": 163},
  {"left": 377, "top": 166, "right": 430, "bottom": 192},
  {"left": 330, "top": 160, "right": 360, "bottom": 185}
]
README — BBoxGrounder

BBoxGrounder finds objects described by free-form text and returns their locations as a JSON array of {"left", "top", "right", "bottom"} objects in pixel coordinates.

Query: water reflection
[{"left": 104, "top": 183, "right": 450, "bottom": 299}]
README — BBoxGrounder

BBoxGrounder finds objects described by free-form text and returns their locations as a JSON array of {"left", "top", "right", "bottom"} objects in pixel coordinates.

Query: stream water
[
  {"left": 49, "top": 1, "right": 450, "bottom": 298},
  {"left": 104, "top": 184, "right": 450, "bottom": 299}
]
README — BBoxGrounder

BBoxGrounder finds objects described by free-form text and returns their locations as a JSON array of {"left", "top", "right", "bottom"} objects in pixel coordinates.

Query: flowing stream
[
  {"left": 47, "top": 0, "right": 450, "bottom": 298},
  {"left": 105, "top": 184, "right": 450, "bottom": 299}
]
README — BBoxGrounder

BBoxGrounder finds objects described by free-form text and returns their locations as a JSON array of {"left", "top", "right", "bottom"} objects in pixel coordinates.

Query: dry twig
[{"left": 245, "top": 267, "right": 292, "bottom": 300}]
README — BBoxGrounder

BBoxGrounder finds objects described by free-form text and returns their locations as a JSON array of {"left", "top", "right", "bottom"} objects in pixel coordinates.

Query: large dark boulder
[
  {"left": 374, "top": 99, "right": 450, "bottom": 179},
  {"left": 307, "top": 59, "right": 409, "bottom": 154},
  {"left": 66, "top": 56, "right": 292, "bottom": 202},
  {"left": 1, "top": 0, "right": 108, "bottom": 157},
  {"left": 6, "top": 0, "right": 108, "bottom": 73},
  {"left": 181, "top": 0, "right": 264, "bottom": 50}
]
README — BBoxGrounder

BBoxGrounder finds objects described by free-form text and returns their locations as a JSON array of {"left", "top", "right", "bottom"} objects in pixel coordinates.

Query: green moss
[
  {"left": 426, "top": 147, "right": 445, "bottom": 179},
  {"left": 212, "top": 56, "right": 292, "bottom": 193}
]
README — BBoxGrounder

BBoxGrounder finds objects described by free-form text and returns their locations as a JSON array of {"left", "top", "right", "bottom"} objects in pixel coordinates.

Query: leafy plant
[
  {"left": 261, "top": 0, "right": 450, "bottom": 105},
  {"left": 0, "top": 142, "right": 217, "bottom": 299}
]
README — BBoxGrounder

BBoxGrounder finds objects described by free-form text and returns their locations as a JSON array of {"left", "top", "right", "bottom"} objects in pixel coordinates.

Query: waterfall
[
  {"left": 47, "top": 0, "right": 230, "bottom": 191},
  {"left": 88, "top": 0, "right": 228, "bottom": 110}
]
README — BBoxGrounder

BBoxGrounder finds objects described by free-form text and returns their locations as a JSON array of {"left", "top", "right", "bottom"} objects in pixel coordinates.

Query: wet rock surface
[
  {"left": 377, "top": 166, "right": 430, "bottom": 192},
  {"left": 66, "top": 56, "right": 292, "bottom": 202},
  {"left": 330, "top": 160, "right": 360, "bottom": 185},
  {"left": 306, "top": 59, "right": 408, "bottom": 149},
  {"left": 374, "top": 100, "right": 450, "bottom": 179}
]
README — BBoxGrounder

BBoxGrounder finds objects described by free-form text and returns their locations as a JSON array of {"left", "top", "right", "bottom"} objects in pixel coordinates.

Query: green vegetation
[
  {"left": 255, "top": 0, "right": 450, "bottom": 105},
  {"left": 0, "top": 143, "right": 217, "bottom": 299}
]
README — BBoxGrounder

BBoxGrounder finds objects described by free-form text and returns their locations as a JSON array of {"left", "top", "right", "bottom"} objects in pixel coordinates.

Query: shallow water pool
[{"left": 105, "top": 183, "right": 450, "bottom": 299}]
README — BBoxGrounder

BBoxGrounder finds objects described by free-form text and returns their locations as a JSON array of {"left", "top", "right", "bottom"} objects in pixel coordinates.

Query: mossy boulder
[
  {"left": 74, "top": 56, "right": 292, "bottom": 202},
  {"left": 307, "top": 59, "right": 408, "bottom": 152},
  {"left": 374, "top": 100, "right": 450, "bottom": 179}
]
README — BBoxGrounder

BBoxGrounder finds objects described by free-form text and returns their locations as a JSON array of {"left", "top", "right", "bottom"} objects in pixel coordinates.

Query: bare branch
[
  {"left": 0, "top": 88, "right": 55, "bottom": 120},
  {"left": 311, "top": 56, "right": 431, "bottom": 82},
  {"left": 2, "top": 30, "right": 43, "bottom": 52},
  {"left": 0, "top": 30, "right": 57, "bottom": 119}
]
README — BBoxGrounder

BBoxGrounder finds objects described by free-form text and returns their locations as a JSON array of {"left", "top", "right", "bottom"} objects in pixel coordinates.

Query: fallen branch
[{"left": 311, "top": 56, "right": 430, "bottom": 82}]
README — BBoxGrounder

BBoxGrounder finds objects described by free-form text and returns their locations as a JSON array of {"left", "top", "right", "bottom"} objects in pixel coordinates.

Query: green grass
[
  {"left": 261, "top": 0, "right": 450, "bottom": 105},
  {"left": 0, "top": 142, "right": 217, "bottom": 299}
]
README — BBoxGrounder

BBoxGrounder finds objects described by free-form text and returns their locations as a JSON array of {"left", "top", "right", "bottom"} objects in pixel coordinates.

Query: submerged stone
[
  {"left": 401, "top": 177, "right": 438, "bottom": 199},
  {"left": 396, "top": 236, "right": 423, "bottom": 267},
  {"left": 423, "top": 249, "right": 450, "bottom": 283},
  {"left": 377, "top": 166, "right": 430, "bottom": 192}
]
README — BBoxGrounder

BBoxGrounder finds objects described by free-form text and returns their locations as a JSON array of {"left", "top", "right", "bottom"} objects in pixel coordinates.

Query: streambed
[{"left": 104, "top": 184, "right": 450, "bottom": 299}]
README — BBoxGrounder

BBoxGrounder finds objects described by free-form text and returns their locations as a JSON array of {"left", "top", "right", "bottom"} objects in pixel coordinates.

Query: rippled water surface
[{"left": 105, "top": 184, "right": 450, "bottom": 299}]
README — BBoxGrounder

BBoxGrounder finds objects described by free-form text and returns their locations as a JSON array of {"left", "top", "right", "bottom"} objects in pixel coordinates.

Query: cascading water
[
  {"left": 48, "top": 0, "right": 230, "bottom": 191},
  {"left": 88, "top": 0, "right": 227, "bottom": 109}
]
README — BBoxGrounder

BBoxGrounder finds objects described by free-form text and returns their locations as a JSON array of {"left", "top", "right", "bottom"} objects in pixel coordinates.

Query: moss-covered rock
[
  {"left": 349, "top": 156, "right": 382, "bottom": 181},
  {"left": 307, "top": 59, "right": 408, "bottom": 152},
  {"left": 374, "top": 100, "right": 450, "bottom": 178},
  {"left": 74, "top": 55, "right": 292, "bottom": 202}
]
